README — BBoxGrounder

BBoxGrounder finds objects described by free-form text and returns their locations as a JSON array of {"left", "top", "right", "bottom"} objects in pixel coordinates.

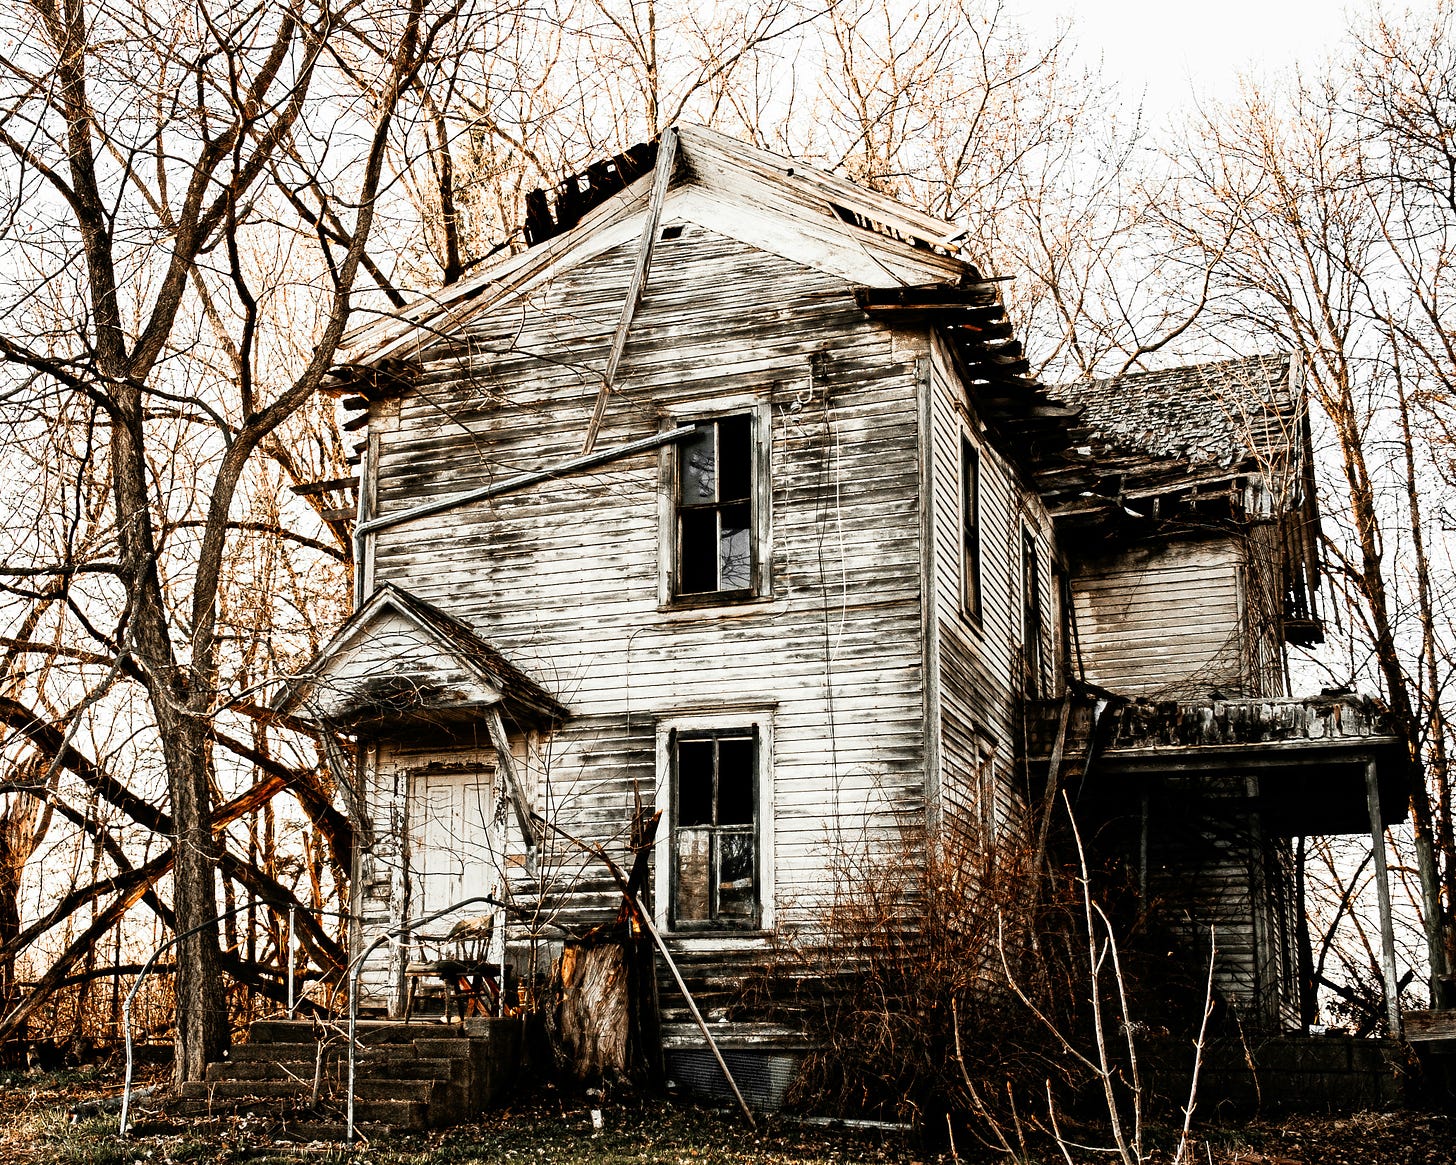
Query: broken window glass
[
  {"left": 676, "top": 415, "right": 756, "bottom": 597},
  {"left": 672, "top": 729, "right": 758, "bottom": 928}
]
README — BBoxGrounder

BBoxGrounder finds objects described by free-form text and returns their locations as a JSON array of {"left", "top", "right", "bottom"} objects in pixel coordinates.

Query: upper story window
[
  {"left": 960, "top": 434, "right": 982, "bottom": 623},
  {"left": 669, "top": 412, "right": 767, "bottom": 601}
]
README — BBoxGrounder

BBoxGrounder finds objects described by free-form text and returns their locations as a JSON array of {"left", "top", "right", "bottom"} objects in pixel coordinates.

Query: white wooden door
[{"left": 409, "top": 768, "right": 499, "bottom": 922}]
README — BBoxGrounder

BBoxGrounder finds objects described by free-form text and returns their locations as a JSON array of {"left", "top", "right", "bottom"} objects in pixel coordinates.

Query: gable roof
[
  {"left": 274, "top": 583, "right": 568, "bottom": 729},
  {"left": 332, "top": 123, "right": 980, "bottom": 372}
]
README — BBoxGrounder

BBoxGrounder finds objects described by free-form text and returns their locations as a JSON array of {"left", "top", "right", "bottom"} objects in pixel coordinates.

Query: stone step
[
  {"left": 214, "top": 1049, "right": 466, "bottom": 1079},
  {"left": 247, "top": 1018, "right": 453, "bottom": 1045}
]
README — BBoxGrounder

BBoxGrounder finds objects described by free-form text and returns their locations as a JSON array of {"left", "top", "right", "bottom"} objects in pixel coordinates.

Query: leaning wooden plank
[
  {"left": 484, "top": 705, "right": 541, "bottom": 853},
  {"left": 635, "top": 895, "right": 757, "bottom": 1129},
  {"left": 357, "top": 424, "right": 697, "bottom": 551},
  {"left": 581, "top": 127, "right": 680, "bottom": 455}
]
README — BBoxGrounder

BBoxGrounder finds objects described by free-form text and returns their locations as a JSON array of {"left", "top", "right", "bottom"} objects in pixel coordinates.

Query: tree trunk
[{"left": 161, "top": 713, "right": 230, "bottom": 1082}]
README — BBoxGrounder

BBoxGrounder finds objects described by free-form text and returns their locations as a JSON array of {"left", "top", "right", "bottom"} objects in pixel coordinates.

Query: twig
[{"left": 1174, "top": 928, "right": 1218, "bottom": 1165}]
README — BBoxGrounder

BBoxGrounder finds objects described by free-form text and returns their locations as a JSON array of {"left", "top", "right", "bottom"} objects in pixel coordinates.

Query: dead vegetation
[
  {"left": 752, "top": 817, "right": 1235, "bottom": 1158},
  {"left": 2, "top": 1064, "right": 1452, "bottom": 1165}
]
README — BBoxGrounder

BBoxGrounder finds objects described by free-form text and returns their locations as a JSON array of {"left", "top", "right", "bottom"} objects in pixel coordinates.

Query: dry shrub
[
  {"left": 756, "top": 826, "right": 1066, "bottom": 1128},
  {"left": 758, "top": 819, "right": 1212, "bottom": 1150}
]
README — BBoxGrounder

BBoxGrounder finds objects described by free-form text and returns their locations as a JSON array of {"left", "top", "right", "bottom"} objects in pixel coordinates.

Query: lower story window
[{"left": 672, "top": 728, "right": 758, "bottom": 928}]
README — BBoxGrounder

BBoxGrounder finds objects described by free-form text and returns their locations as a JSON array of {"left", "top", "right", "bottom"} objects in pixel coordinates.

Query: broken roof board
[{"left": 1049, "top": 353, "right": 1301, "bottom": 493}]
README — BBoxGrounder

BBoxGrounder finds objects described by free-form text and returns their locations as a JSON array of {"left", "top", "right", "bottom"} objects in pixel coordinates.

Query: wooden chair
[{"left": 403, "top": 914, "right": 501, "bottom": 1022}]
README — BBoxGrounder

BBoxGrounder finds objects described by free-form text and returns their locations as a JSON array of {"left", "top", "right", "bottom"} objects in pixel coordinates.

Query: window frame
[
  {"left": 654, "top": 708, "right": 775, "bottom": 933},
  {"left": 658, "top": 400, "right": 772, "bottom": 608},
  {"left": 959, "top": 432, "right": 982, "bottom": 624},
  {"left": 1021, "top": 523, "right": 1045, "bottom": 697}
]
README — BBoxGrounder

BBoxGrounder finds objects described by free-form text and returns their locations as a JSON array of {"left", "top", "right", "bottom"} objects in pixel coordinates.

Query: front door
[{"left": 408, "top": 766, "right": 499, "bottom": 923}]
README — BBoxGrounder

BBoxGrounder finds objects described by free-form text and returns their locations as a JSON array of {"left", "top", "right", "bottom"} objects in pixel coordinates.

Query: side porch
[{"left": 1029, "top": 692, "right": 1410, "bottom": 1036}]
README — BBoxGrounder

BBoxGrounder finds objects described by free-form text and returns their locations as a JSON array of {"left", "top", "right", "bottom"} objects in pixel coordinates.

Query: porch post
[{"left": 1364, "top": 758, "right": 1402, "bottom": 1038}]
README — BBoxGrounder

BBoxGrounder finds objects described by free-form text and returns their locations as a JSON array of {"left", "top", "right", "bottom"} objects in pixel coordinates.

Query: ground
[{"left": 2, "top": 1067, "right": 1453, "bottom": 1165}]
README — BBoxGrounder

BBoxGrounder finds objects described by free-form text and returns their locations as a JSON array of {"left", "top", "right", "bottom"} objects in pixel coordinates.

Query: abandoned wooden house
[{"left": 274, "top": 124, "right": 1410, "bottom": 1097}]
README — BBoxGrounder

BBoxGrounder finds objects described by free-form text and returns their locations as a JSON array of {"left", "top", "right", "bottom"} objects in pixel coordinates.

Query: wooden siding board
[
  {"left": 1072, "top": 541, "right": 1249, "bottom": 699},
  {"left": 366, "top": 229, "right": 931, "bottom": 950},
  {"left": 925, "top": 334, "right": 1056, "bottom": 840}
]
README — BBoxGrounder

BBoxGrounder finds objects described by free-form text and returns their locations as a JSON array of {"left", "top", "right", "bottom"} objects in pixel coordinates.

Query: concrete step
[
  {"left": 210, "top": 1053, "right": 467, "bottom": 1084},
  {"left": 349, "top": 1097, "right": 430, "bottom": 1129},
  {"left": 226, "top": 1040, "right": 440, "bottom": 1066},
  {"left": 178, "top": 1080, "right": 305, "bottom": 1102},
  {"left": 227, "top": 1041, "right": 321, "bottom": 1062},
  {"left": 208, "top": 1058, "right": 317, "bottom": 1082},
  {"left": 409, "top": 1037, "right": 479, "bottom": 1059},
  {"left": 197, "top": 1015, "right": 525, "bottom": 1127},
  {"left": 247, "top": 1018, "right": 454, "bottom": 1045},
  {"left": 348, "top": 1078, "right": 436, "bottom": 1103}
]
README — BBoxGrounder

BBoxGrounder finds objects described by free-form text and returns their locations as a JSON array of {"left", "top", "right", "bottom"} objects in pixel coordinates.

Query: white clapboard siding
[
  {"left": 369, "top": 225, "right": 931, "bottom": 939},
  {"left": 1071, "top": 541, "right": 1250, "bottom": 700},
  {"left": 924, "top": 337, "right": 1057, "bottom": 842}
]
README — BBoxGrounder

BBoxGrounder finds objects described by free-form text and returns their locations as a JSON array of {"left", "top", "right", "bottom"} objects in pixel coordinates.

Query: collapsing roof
[
  {"left": 325, "top": 126, "right": 1320, "bottom": 638},
  {"left": 331, "top": 122, "right": 976, "bottom": 374},
  {"left": 1049, "top": 353, "right": 1306, "bottom": 500}
]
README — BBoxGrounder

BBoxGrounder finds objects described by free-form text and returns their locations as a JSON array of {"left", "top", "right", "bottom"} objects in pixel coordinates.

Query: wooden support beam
[
  {"left": 1365, "top": 758, "right": 1403, "bottom": 1038},
  {"left": 581, "top": 127, "right": 680, "bottom": 455},
  {"left": 854, "top": 282, "right": 1001, "bottom": 309},
  {"left": 290, "top": 476, "right": 359, "bottom": 497},
  {"left": 635, "top": 895, "right": 756, "bottom": 1128},
  {"left": 484, "top": 706, "right": 543, "bottom": 861}
]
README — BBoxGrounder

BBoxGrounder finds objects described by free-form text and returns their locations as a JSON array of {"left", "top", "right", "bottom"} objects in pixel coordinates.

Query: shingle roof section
[
  {"left": 273, "top": 582, "right": 569, "bottom": 726},
  {"left": 1051, "top": 353, "right": 1297, "bottom": 477}
]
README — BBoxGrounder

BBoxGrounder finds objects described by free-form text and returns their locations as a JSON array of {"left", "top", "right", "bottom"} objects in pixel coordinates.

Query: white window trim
[
  {"left": 657, "top": 397, "right": 773, "bottom": 607},
  {"left": 653, "top": 706, "right": 775, "bottom": 933}
]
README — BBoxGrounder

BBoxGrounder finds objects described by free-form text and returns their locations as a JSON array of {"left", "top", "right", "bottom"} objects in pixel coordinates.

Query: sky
[{"left": 1015, "top": 0, "right": 1356, "bottom": 128}]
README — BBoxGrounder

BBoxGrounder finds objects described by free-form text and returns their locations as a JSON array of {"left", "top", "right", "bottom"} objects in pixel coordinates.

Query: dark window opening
[
  {"left": 1022, "top": 526, "right": 1044, "bottom": 697},
  {"left": 677, "top": 415, "right": 755, "bottom": 596},
  {"left": 672, "top": 729, "right": 758, "bottom": 928},
  {"left": 961, "top": 435, "right": 981, "bottom": 622},
  {"left": 660, "top": 223, "right": 685, "bottom": 240}
]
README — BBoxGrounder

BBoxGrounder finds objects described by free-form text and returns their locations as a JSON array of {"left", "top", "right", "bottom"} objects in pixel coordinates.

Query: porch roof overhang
[
  {"left": 1045, "top": 694, "right": 1410, "bottom": 838},
  {"left": 273, "top": 583, "right": 569, "bottom": 733}
]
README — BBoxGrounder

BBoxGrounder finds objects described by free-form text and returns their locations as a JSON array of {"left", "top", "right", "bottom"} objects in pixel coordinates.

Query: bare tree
[
  {"left": 1163, "top": 5, "right": 1456, "bottom": 1009},
  {"left": 0, "top": 0, "right": 481, "bottom": 1078}
]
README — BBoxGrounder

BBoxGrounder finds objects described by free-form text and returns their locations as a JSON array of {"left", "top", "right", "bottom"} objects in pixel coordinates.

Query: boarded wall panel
[{"left": 1072, "top": 541, "right": 1247, "bottom": 700}]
